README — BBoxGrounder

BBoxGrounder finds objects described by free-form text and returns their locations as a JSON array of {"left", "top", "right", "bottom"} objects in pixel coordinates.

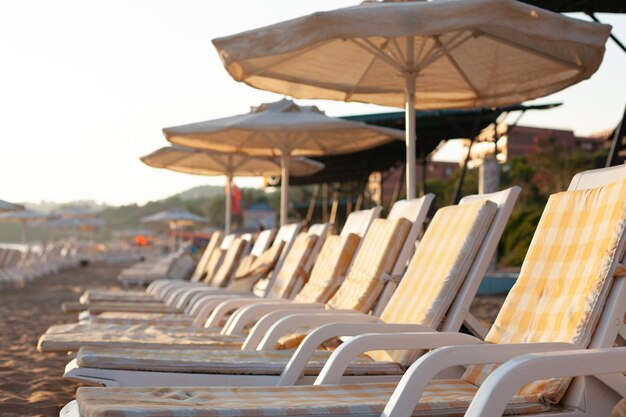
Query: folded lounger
[
  {"left": 80, "top": 230, "right": 229, "bottom": 304},
  {"left": 61, "top": 188, "right": 517, "bottom": 387},
  {"left": 75, "top": 224, "right": 303, "bottom": 316},
  {"left": 61, "top": 238, "right": 226, "bottom": 314},
  {"left": 62, "top": 165, "right": 626, "bottom": 417}
]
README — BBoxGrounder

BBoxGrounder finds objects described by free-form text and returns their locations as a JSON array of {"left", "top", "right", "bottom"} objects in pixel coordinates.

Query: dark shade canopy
[
  {"left": 289, "top": 103, "right": 559, "bottom": 185},
  {"left": 519, "top": 0, "right": 626, "bottom": 13}
]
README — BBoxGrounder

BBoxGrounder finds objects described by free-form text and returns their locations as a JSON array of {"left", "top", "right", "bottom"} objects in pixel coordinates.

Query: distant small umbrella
[
  {"left": 0, "top": 199, "right": 24, "bottom": 213},
  {"left": 141, "top": 208, "right": 207, "bottom": 249},
  {"left": 0, "top": 210, "right": 57, "bottom": 243},
  {"left": 140, "top": 144, "right": 324, "bottom": 233}
]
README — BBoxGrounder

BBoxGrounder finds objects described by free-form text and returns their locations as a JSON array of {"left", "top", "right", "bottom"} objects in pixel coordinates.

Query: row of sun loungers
[
  {"left": 0, "top": 241, "right": 91, "bottom": 289},
  {"left": 35, "top": 165, "right": 626, "bottom": 417}
]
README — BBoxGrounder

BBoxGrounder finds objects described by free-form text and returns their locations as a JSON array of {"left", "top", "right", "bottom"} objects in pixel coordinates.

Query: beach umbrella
[
  {"left": 212, "top": 0, "right": 611, "bottom": 199},
  {"left": 55, "top": 207, "right": 100, "bottom": 219},
  {"left": 140, "top": 145, "right": 324, "bottom": 234},
  {"left": 0, "top": 199, "right": 24, "bottom": 213},
  {"left": 164, "top": 98, "right": 404, "bottom": 225},
  {"left": 141, "top": 208, "right": 207, "bottom": 249},
  {"left": 0, "top": 210, "right": 56, "bottom": 243}
]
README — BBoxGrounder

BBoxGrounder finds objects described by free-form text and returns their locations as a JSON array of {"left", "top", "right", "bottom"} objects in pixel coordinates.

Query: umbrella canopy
[
  {"left": 0, "top": 199, "right": 24, "bottom": 213},
  {"left": 55, "top": 207, "right": 100, "bottom": 219},
  {"left": 0, "top": 210, "right": 57, "bottom": 243},
  {"left": 33, "top": 217, "right": 106, "bottom": 234},
  {"left": 165, "top": 98, "right": 404, "bottom": 225},
  {"left": 140, "top": 208, "right": 207, "bottom": 226},
  {"left": 141, "top": 208, "right": 206, "bottom": 250},
  {"left": 212, "top": 0, "right": 611, "bottom": 198},
  {"left": 141, "top": 145, "right": 324, "bottom": 177},
  {"left": 141, "top": 145, "right": 324, "bottom": 233}
]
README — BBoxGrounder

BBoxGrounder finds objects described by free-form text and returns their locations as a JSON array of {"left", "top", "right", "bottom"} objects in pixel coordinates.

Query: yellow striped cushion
[
  {"left": 191, "top": 232, "right": 223, "bottom": 282},
  {"left": 227, "top": 241, "right": 285, "bottom": 293},
  {"left": 294, "top": 233, "right": 360, "bottom": 304},
  {"left": 76, "top": 346, "right": 403, "bottom": 376},
  {"left": 93, "top": 312, "right": 194, "bottom": 326},
  {"left": 372, "top": 200, "right": 497, "bottom": 365},
  {"left": 613, "top": 400, "right": 626, "bottom": 417},
  {"left": 76, "top": 379, "right": 548, "bottom": 417},
  {"left": 83, "top": 289, "right": 155, "bottom": 303},
  {"left": 464, "top": 179, "right": 626, "bottom": 405},
  {"left": 326, "top": 218, "right": 411, "bottom": 312},
  {"left": 202, "top": 247, "right": 225, "bottom": 284},
  {"left": 267, "top": 234, "right": 317, "bottom": 300},
  {"left": 37, "top": 323, "right": 245, "bottom": 353},
  {"left": 209, "top": 238, "right": 246, "bottom": 288},
  {"left": 87, "top": 302, "right": 181, "bottom": 315}
]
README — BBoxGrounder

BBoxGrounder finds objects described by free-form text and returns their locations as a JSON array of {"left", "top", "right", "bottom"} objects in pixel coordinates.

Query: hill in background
[{"left": 0, "top": 185, "right": 277, "bottom": 243}]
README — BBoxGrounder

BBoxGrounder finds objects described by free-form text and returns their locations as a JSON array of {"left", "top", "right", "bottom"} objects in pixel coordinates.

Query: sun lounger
[
  {"left": 61, "top": 165, "right": 626, "bottom": 417},
  {"left": 85, "top": 231, "right": 228, "bottom": 304},
  {"left": 60, "top": 189, "right": 514, "bottom": 387}
]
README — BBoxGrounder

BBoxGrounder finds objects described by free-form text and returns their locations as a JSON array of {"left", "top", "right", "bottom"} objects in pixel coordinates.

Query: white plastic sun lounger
[
  {"left": 61, "top": 189, "right": 517, "bottom": 387},
  {"left": 61, "top": 165, "right": 626, "bottom": 417}
]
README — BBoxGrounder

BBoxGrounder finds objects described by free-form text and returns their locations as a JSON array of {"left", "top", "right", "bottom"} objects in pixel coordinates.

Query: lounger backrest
[
  {"left": 266, "top": 229, "right": 322, "bottom": 300},
  {"left": 463, "top": 177, "right": 626, "bottom": 406},
  {"left": 326, "top": 218, "right": 411, "bottom": 312},
  {"left": 278, "top": 223, "right": 331, "bottom": 298},
  {"left": 372, "top": 199, "right": 498, "bottom": 365},
  {"left": 228, "top": 241, "right": 286, "bottom": 293},
  {"left": 371, "top": 194, "right": 435, "bottom": 316},
  {"left": 250, "top": 229, "right": 277, "bottom": 257},
  {"left": 568, "top": 163, "right": 626, "bottom": 191},
  {"left": 260, "top": 223, "right": 303, "bottom": 297},
  {"left": 340, "top": 206, "right": 381, "bottom": 237},
  {"left": 293, "top": 233, "right": 361, "bottom": 304},
  {"left": 190, "top": 231, "right": 223, "bottom": 282},
  {"left": 207, "top": 237, "right": 248, "bottom": 288},
  {"left": 441, "top": 186, "right": 521, "bottom": 334}
]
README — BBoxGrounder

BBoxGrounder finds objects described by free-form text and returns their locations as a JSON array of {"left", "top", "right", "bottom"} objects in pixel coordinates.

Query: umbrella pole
[
  {"left": 225, "top": 175, "right": 232, "bottom": 235},
  {"left": 280, "top": 154, "right": 290, "bottom": 226},
  {"left": 20, "top": 221, "right": 27, "bottom": 244},
  {"left": 404, "top": 74, "right": 417, "bottom": 200}
]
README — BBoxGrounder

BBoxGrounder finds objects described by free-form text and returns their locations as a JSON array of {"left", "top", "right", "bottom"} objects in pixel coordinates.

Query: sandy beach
[
  {"left": 0, "top": 262, "right": 506, "bottom": 416},
  {"left": 0, "top": 263, "right": 125, "bottom": 417}
]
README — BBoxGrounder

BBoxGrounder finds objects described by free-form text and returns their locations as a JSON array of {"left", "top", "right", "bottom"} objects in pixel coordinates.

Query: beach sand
[
  {"left": 0, "top": 262, "right": 506, "bottom": 416},
  {"left": 0, "top": 263, "right": 125, "bottom": 417}
]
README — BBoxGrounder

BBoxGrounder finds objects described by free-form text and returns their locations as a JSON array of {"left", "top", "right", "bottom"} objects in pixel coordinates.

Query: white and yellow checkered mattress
[
  {"left": 38, "top": 323, "right": 244, "bottom": 352},
  {"left": 75, "top": 381, "right": 548, "bottom": 417},
  {"left": 76, "top": 346, "right": 404, "bottom": 376}
]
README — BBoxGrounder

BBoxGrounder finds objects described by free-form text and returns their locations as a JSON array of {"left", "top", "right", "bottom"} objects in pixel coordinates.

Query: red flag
[{"left": 231, "top": 183, "right": 242, "bottom": 215}]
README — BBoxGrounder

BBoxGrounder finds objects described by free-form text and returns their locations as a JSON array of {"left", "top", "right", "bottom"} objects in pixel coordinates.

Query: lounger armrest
[
  {"left": 204, "top": 298, "right": 282, "bottom": 328},
  {"left": 279, "top": 323, "right": 437, "bottom": 386},
  {"left": 168, "top": 286, "right": 219, "bottom": 308},
  {"left": 189, "top": 295, "right": 257, "bottom": 327},
  {"left": 245, "top": 311, "right": 380, "bottom": 351},
  {"left": 223, "top": 302, "right": 326, "bottom": 335},
  {"left": 151, "top": 279, "right": 186, "bottom": 296},
  {"left": 383, "top": 341, "right": 577, "bottom": 417},
  {"left": 187, "top": 290, "right": 244, "bottom": 314},
  {"left": 465, "top": 347, "right": 626, "bottom": 417}
]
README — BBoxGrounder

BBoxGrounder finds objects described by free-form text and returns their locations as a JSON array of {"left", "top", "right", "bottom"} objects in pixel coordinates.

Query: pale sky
[{"left": 0, "top": 1, "right": 624, "bottom": 206}]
